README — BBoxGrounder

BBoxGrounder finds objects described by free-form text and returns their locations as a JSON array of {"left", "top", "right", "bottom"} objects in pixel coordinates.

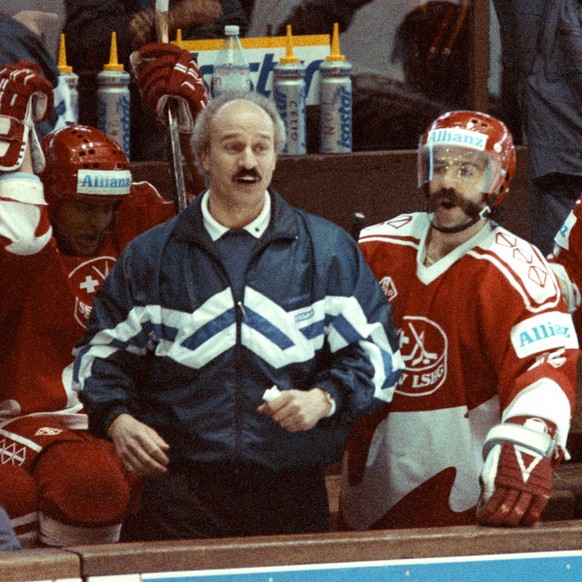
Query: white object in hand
[{"left": 262, "top": 385, "right": 281, "bottom": 402}]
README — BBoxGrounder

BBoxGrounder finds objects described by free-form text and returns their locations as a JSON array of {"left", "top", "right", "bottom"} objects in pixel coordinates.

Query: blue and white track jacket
[{"left": 75, "top": 190, "right": 403, "bottom": 470}]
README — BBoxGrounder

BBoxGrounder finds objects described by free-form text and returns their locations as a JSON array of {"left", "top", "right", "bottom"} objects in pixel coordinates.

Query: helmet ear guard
[
  {"left": 418, "top": 110, "right": 516, "bottom": 209},
  {"left": 41, "top": 125, "right": 132, "bottom": 214}
]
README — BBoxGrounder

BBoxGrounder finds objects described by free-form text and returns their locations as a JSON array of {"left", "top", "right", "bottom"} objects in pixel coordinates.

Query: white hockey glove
[
  {"left": 0, "top": 60, "right": 54, "bottom": 172},
  {"left": 477, "top": 416, "right": 560, "bottom": 527}
]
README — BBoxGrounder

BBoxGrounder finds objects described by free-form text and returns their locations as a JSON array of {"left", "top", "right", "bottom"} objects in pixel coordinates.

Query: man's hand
[
  {"left": 476, "top": 417, "right": 558, "bottom": 526},
  {"left": 169, "top": 0, "right": 223, "bottom": 33},
  {"left": 0, "top": 60, "right": 53, "bottom": 172},
  {"left": 130, "top": 43, "right": 208, "bottom": 132},
  {"left": 257, "top": 388, "right": 333, "bottom": 432},
  {"left": 128, "top": 1, "right": 222, "bottom": 49},
  {"left": 108, "top": 413, "right": 170, "bottom": 477}
]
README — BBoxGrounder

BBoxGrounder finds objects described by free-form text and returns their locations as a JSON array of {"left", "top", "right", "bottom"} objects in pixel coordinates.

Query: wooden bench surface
[
  {"left": 0, "top": 548, "right": 80, "bottom": 582},
  {"left": 68, "top": 519, "right": 582, "bottom": 577}
]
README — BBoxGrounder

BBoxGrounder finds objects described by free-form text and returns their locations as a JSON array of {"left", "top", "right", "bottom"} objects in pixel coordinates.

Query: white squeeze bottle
[
  {"left": 56, "top": 33, "right": 79, "bottom": 124},
  {"left": 210, "top": 25, "right": 252, "bottom": 98}
]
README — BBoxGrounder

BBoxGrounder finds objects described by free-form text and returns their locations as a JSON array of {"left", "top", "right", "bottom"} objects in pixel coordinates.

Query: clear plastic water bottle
[{"left": 210, "top": 25, "right": 252, "bottom": 98}]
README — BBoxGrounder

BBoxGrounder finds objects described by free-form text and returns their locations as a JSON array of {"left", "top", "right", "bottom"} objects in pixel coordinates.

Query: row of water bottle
[
  {"left": 210, "top": 23, "right": 352, "bottom": 156},
  {"left": 58, "top": 31, "right": 131, "bottom": 157},
  {"left": 56, "top": 23, "right": 351, "bottom": 158}
]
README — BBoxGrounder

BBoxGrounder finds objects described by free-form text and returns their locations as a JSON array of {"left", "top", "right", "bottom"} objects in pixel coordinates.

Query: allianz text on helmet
[
  {"left": 418, "top": 110, "right": 516, "bottom": 208},
  {"left": 41, "top": 125, "right": 132, "bottom": 212}
]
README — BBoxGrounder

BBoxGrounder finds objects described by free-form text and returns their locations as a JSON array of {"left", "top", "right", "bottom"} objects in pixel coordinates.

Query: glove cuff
[
  {"left": 483, "top": 420, "right": 557, "bottom": 460},
  {"left": 0, "top": 115, "right": 27, "bottom": 172}
]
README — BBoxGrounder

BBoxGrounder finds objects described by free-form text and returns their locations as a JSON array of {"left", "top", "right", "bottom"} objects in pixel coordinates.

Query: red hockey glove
[
  {"left": 0, "top": 60, "right": 54, "bottom": 172},
  {"left": 477, "top": 416, "right": 560, "bottom": 527},
  {"left": 130, "top": 43, "right": 208, "bottom": 132}
]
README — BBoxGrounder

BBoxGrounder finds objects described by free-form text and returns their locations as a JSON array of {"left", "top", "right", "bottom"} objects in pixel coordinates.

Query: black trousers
[{"left": 121, "top": 462, "right": 329, "bottom": 541}]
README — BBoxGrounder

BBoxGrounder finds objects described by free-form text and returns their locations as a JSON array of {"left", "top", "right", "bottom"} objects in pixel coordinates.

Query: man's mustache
[
  {"left": 429, "top": 188, "right": 482, "bottom": 218},
  {"left": 234, "top": 169, "right": 261, "bottom": 180}
]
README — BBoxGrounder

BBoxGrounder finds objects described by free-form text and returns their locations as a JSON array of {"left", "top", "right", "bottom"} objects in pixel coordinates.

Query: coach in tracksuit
[{"left": 74, "top": 80, "right": 403, "bottom": 540}]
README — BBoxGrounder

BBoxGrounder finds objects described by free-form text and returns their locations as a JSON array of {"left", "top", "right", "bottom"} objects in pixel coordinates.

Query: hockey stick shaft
[
  {"left": 350, "top": 211, "right": 366, "bottom": 240},
  {"left": 155, "top": 0, "right": 188, "bottom": 213}
]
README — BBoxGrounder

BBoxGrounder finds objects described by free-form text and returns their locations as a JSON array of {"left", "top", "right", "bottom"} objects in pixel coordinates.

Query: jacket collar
[{"left": 173, "top": 188, "right": 300, "bottom": 246}]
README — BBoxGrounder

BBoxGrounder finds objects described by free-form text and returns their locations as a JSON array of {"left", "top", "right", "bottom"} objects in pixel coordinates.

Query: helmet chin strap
[{"left": 430, "top": 205, "right": 491, "bottom": 234}]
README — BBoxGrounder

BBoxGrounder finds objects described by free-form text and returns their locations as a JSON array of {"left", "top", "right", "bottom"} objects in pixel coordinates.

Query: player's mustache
[{"left": 430, "top": 188, "right": 482, "bottom": 218}]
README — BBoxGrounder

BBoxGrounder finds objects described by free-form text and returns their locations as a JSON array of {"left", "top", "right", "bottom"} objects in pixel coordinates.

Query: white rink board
[{"left": 87, "top": 550, "right": 582, "bottom": 581}]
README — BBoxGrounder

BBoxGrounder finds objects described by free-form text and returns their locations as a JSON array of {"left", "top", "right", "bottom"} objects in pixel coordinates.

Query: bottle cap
[
  {"left": 57, "top": 33, "right": 73, "bottom": 74},
  {"left": 280, "top": 25, "right": 300, "bottom": 64},
  {"left": 224, "top": 25, "right": 240, "bottom": 36},
  {"left": 104, "top": 32, "right": 124, "bottom": 71},
  {"left": 326, "top": 22, "right": 346, "bottom": 62}
]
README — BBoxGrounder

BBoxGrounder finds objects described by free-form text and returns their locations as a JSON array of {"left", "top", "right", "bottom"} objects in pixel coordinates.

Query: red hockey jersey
[
  {"left": 550, "top": 197, "right": 582, "bottom": 326},
  {"left": 0, "top": 173, "right": 175, "bottom": 428},
  {"left": 340, "top": 213, "right": 578, "bottom": 529}
]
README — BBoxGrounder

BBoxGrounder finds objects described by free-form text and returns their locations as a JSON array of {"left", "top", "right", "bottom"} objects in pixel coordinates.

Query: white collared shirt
[{"left": 201, "top": 190, "right": 271, "bottom": 241}]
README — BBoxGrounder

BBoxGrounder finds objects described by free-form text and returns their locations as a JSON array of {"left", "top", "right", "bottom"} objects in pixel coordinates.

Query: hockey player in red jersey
[
  {"left": 549, "top": 200, "right": 582, "bottom": 334},
  {"left": 0, "top": 61, "right": 178, "bottom": 547},
  {"left": 340, "top": 110, "right": 579, "bottom": 529}
]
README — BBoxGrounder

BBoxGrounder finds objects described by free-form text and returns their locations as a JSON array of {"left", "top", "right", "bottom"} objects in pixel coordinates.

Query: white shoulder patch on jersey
[
  {"left": 470, "top": 226, "right": 561, "bottom": 311},
  {"left": 1, "top": 203, "right": 52, "bottom": 256},
  {"left": 554, "top": 208, "right": 578, "bottom": 252},
  {"left": 359, "top": 213, "right": 427, "bottom": 245},
  {"left": 511, "top": 311, "right": 578, "bottom": 358}
]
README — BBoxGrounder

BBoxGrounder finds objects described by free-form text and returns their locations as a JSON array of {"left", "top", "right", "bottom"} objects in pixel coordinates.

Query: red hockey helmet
[
  {"left": 41, "top": 125, "right": 132, "bottom": 212},
  {"left": 418, "top": 110, "right": 516, "bottom": 209}
]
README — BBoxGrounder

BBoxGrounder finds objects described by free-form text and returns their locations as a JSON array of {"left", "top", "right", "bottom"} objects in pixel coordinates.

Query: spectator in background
[
  {"left": 250, "top": 0, "right": 474, "bottom": 151},
  {"left": 0, "top": 10, "right": 75, "bottom": 139},
  {"left": 351, "top": 0, "right": 473, "bottom": 151},
  {"left": 64, "top": 0, "right": 246, "bottom": 161},
  {"left": 493, "top": 0, "right": 582, "bottom": 254}
]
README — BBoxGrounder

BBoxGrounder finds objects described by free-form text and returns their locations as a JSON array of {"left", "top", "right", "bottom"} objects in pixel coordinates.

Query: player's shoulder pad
[
  {"left": 359, "top": 212, "right": 426, "bottom": 243},
  {"left": 129, "top": 180, "right": 172, "bottom": 204},
  {"left": 476, "top": 225, "right": 561, "bottom": 309}
]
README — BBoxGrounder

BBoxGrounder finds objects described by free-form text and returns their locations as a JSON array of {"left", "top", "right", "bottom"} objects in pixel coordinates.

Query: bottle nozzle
[
  {"left": 326, "top": 22, "right": 346, "bottom": 62},
  {"left": 58, "top": 33, "right": 73, "bottom": 73},
  {"left": 104, "top": 32, "right": 124, "bottom": 71},
  {"left": 280, "top": 25, "right": 300, "bottom": 64},
  {"left": 176, "top": 28, "right": 183, "bottom": 45}
]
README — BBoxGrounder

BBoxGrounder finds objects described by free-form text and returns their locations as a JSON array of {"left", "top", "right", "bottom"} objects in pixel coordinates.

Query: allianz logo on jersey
[
  {"left": 77, "top": 169, "right": 132, "bottom": 196},
  {"left": 426, "top": 128, "right": 487, "bottom": 151},
  {"left": 512, "top": 312, "right": 578, "bottom": 358}
]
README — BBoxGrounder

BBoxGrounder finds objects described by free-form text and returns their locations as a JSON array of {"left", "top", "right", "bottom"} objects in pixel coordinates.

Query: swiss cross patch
[{"left": 68, "top": 256, "right": 116, "bottom": 328}]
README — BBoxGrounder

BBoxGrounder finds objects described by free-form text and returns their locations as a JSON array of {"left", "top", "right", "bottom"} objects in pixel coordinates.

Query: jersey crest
[
  {"left": 397, "top": 315, "right": 448, "bottom": 396},
  {"left": 68, "top": 256, "right": 116, "bottom": 328}
]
